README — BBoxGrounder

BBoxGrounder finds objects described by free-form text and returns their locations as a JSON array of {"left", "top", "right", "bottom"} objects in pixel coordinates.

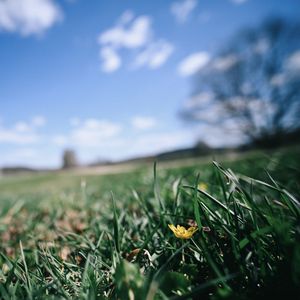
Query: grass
[{"left": 0, "top": 146, "right": 299, "bottom": 299}]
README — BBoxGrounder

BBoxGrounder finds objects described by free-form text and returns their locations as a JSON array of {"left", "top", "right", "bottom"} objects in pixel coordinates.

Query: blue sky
[{"left": 0, "top": 0, "right": 299, "bottom": 168}]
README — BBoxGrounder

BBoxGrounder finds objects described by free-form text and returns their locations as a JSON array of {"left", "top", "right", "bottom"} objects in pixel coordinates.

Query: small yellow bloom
[
  {"left": 198, "top": 183, "right": 208, "bottom": 191},
  {"left": 168, "top": 224, "right": 198, "bottom": 239}
]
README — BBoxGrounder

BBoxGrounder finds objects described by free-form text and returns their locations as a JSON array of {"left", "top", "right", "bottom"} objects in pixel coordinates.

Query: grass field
[{"left": 0, "top": 146, "right": 300, "bottom": 299}]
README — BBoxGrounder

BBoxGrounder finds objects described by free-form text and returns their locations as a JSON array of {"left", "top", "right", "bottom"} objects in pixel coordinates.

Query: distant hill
[
  {"left": 94, "top": 142, "right": 226, "bottom": 166},
  {"left": 0, "top": 167, "right": 39, "bottom": 176}
]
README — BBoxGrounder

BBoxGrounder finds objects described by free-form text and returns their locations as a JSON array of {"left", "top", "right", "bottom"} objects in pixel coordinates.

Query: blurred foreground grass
[{"left": 0, "top": 146, "right": 299, "bottom": 299}]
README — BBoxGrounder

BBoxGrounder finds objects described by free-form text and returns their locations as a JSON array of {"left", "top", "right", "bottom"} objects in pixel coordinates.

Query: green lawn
[{"left": 0, "top": 146, "right": 299, "bottom": 299}]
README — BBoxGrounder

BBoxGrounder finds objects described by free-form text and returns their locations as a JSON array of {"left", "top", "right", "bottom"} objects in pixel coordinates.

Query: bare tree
[
  {"left": 62, "top": 149, "right": 78, "bottom": 169},
  {"left": 181, "top": 18, "right": 300, "bottom": 147}
]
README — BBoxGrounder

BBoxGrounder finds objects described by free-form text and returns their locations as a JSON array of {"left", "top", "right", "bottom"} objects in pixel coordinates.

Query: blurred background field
[
  {"left": 0, "top": 145, "right": 299, "bottom": 199},
  {"left": 0, "top": 145, "right": 299, "bottom": 298}
]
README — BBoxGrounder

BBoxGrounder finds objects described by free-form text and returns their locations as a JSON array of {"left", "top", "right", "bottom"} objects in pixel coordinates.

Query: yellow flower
[
  {"left": 168, "top": 224, "right": 198, "bottom": 239},
  {"left": 198, "top": 182, "right": 208, "bottom": 191}
]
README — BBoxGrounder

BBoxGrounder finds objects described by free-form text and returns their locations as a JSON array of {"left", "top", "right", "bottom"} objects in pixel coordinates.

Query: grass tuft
[{"left": 0, "top": 147, "right": 299, "bottom": 298}]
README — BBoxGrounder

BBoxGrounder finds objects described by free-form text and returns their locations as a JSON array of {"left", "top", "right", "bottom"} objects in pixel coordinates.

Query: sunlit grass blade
[
  {"left": 154, "top": 161, "right": 165, "bottom": 212},
  {"left": 169, "top": 273, "right": 237, "bottom": 300},
  {"left": 110, "top": 191, "right": 120, "bottom": 254}
]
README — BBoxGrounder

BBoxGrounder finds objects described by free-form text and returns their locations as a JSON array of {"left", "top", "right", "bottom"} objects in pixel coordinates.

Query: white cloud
[
  {"left": 52, "top": 135, "right": 68, "bottom": 146},
  {"left": 184, "top": 92, "right": 214, "bottom": 109},
  {"left": 100, "top": 47, "right": 122, "bottom": 72},
  {"left": 14, "top": 121, "right": 32, "bottom": 133},
  {"left": 253, "top": 38, "right": 269, "bottom": 54},
  {"left": 186, "top": 98, "right": 273, "bottom": 148},
  {"left": 117, "top": 10, "right": 135, "bottom": 26},
  {"left": 133, "top": 40, "right": 174, "bottom": 69},
  {"left": 99, "top": 15, "right": 152, "bottom": 49},
  {"left": 270, "top": 73, "right": 286, "bottom": 87},
  {"left": 0, "top": 117, "right": 46, "bottom": 144},
  {"left": 230, "top": 0, "right": 248, "bottom": 4},
  {"left": 13, "top": 116, "right": 46, "bottom": 134},
  {"left": 192, "top": 102, "right": 225, "bottom": 124},
  {"left": 9, "top": 148, "right": 37, "bottom": 159},
  {"left": 241, "top": 82, "right": 253, "bottom": 94},
  {"left": 98, "top": 12, "right": 173, "bottom": 72},
  {"left": 267, "top": 51, "right": 300, "bottom": 87},
  {"left": 177, "top": 52, "right": 211, "bottom": 76},
  {"left": 285, "top": 50, "right": 300, "bottom": 73},
  {"left": 0, "top": 0, "right": 62, "bottom": 36},
  {"left": 196, "top": 125, "right": 244, "bottom": 147},
  {"left": 74, "top": 128, "right": 195, "bottom": 163},
  {"left": 213, "top": 54, "right": 239, "bottom": 71},
  {"left": 0, "top": 125, "right": 39, "bottom": 144},
  {"left": 49, "top": 117, "right": 194, "bottom": 162},
  {"left": 131, "top": 116, "right": 157, "bottom": 130},
  {"left": 0, "top": 146, "right": 60, "bottom": 168},
  {"left": 184, "top": 96, "right": 275, "bottom": 132},
  {"left": 71, "top": 118, "right": 122, "bottom": 147},
  {"left": 32, "top": 115, "right": 46, "bottom": 127},
  {"left": 131, "top": 131, "right": 192, "bottom": 155},
  {"left": 52, "top": 119, "right": 123, "bottom": 148},
  {"left": 171, "top": 0, "right": 197, "bottom": 23}
]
